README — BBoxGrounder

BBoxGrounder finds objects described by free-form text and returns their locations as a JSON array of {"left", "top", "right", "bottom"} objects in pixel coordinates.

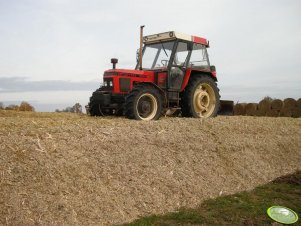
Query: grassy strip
[{"left": 122, "top": 171, "right": 301, "bottom": 226}]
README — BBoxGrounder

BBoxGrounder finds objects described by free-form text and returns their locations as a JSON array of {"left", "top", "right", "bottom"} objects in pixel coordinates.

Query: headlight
[{"left": 103, "top": 78, "right": 113, "bottom": 87}]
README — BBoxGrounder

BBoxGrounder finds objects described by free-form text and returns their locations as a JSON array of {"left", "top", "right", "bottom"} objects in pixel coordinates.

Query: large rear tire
[
  {"left": 180, "top": 75, "right": 220, "bottom": 118},
  {"left": 125, "top": 84, "right": 162, "bottom": 120}
]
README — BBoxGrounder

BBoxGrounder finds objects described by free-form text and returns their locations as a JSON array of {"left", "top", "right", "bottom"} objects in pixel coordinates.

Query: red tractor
[{"left": 87, "top": 27, "right": 220, "bottom": 120}]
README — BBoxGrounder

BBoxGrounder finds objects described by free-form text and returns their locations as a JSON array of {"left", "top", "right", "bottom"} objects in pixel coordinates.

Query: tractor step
[
  {"left": 167, "top": 91, "right": 180, "bottom": 108},
  {"left": 167, "top": 90, "right": 180, "bottom": 100}
]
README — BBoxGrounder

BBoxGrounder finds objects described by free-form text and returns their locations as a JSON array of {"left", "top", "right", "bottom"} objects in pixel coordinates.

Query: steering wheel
[{"left": 161, "top": 60, "right": 168, "bottom": 66}]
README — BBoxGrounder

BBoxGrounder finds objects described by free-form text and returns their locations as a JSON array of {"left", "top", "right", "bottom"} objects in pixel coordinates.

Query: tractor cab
[{"left": 137, "top": 31, "right": 214, "bottom": 91}]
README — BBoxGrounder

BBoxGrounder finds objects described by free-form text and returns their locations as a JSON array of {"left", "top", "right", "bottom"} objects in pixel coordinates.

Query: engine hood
[{"left": 104, "top": 69, "right": 154, "bottom": 77}]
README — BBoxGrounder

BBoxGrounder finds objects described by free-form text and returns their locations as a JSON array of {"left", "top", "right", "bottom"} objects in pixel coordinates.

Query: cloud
[
  {"left": 0, "top": 0, "right": 300, "bottom": 105},
  {"left": 0, "top": 77, "right": 99, "bottom": 93}
]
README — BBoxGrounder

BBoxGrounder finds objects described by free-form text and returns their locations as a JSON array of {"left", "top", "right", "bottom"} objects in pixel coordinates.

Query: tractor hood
[{"left": 104, "top": 69, "right": 154, "bottom": 78}]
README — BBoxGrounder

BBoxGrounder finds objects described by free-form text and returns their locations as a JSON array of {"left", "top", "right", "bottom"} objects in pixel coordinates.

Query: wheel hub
[
  {"left": 195, "top": 91, "right": 210, "bottom": 111},
  {"left": 193, "top": 83, "right": 216, "bottom": 117},
  {"left": 140, "top": 100, "right": 151, "bottom": 114},
  {"left": 136, "top": 93, "right": 158, "bottom": 120}
]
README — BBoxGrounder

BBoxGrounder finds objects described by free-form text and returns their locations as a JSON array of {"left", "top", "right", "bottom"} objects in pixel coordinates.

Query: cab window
[{"left": 189, "top": 43, "right": 209, "bottom": 68}]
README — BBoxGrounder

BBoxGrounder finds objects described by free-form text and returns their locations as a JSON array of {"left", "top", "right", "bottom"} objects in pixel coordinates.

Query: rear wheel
[
  {"left": 125, "top": 84, "right": 162, "bottom": 120},
  {"left": 181, "top": 75, "right": 220, "bottom": 118}
]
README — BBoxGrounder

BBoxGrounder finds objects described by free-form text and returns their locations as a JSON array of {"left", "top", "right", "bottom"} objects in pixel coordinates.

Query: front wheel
[
  {"left": 125, "top": 84, "right": 162, "bottom": 120},
  {"left": 181, "top": 76, "right": 220, "bottom": 118},
  {"left": 89, "top": 101, "right": 101, "bottom": 116},
  {"left": 89, "top": 102, "right": 114, "bottom": 116}
]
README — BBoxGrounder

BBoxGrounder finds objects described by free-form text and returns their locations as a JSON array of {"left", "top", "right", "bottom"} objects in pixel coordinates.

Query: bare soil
[{"left": 1, "top": 111, "right": 301, "bottom": 225}]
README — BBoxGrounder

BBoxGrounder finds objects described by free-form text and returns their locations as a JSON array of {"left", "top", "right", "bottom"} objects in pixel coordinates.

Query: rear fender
[{"left": 181, "top": 69, "right": 217, "bottom": 91}]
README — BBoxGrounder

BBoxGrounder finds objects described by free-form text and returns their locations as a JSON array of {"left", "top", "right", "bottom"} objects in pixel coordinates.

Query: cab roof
[{"left": 143, "top": 31, "right": 209, "bottom": 46}]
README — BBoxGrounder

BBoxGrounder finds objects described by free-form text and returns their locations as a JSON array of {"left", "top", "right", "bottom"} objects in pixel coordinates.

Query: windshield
[{"left": 140, "top": 41, "right": 174, "bottom": 70}]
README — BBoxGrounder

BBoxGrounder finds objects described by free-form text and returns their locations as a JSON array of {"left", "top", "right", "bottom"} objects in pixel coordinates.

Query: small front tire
[{"left": 125, "top": 84, "right": 162, "bottom": 120}]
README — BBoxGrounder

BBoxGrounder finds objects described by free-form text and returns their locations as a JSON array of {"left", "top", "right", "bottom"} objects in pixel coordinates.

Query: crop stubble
[{"left": 0, "top": 111, "right": 301, "bottom": 225}]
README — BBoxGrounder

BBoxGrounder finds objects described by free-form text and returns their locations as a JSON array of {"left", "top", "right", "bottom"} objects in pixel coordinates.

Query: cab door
[{"left": 168, "top": 41, "right": 191, "bottom": 91}]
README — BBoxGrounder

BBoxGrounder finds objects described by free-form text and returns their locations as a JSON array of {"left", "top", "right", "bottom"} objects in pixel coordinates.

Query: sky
[{"left": 0, "top": 0, "right": 300, "bottom": 112}]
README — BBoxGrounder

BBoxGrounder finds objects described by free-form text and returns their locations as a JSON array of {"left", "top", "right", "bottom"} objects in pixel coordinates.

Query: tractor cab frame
[{"left": 137, "top": 34, "right": 214, "bottom": 93}]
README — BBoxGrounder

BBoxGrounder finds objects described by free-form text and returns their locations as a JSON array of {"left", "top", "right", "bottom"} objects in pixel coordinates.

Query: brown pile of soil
[{"left": 1, "top": 111, "right": 301, "bottom": 225}]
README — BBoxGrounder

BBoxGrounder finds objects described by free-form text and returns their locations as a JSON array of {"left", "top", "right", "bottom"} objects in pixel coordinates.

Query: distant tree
[
  {"left": 5, "top": 104, "right": 19, "bottom": 110},
  {"left": 58, "top": 106, "right": 72, "bottom": 112},
  {"left": 0, "top": 102, "right": 4, "bottom": 109},
  {"left": 72, "top": 103, "right": 82, "bottom": 113},
  {"left": 19, "top": 101, "right": 35, "bottom": 112},
  {"left": 56, "top": 103, "right": 82, "bottom": 113},
  {"left": 262, "top": 96, "right": 273, "bottom": 102},
  {"left": 66, "top": 107, "right": 73, "bottom": 112}
]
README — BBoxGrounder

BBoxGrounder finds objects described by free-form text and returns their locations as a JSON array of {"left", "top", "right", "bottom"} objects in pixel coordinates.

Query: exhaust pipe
[{"left": 139, "top": 25, "right": 145, "bottom": 70}]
